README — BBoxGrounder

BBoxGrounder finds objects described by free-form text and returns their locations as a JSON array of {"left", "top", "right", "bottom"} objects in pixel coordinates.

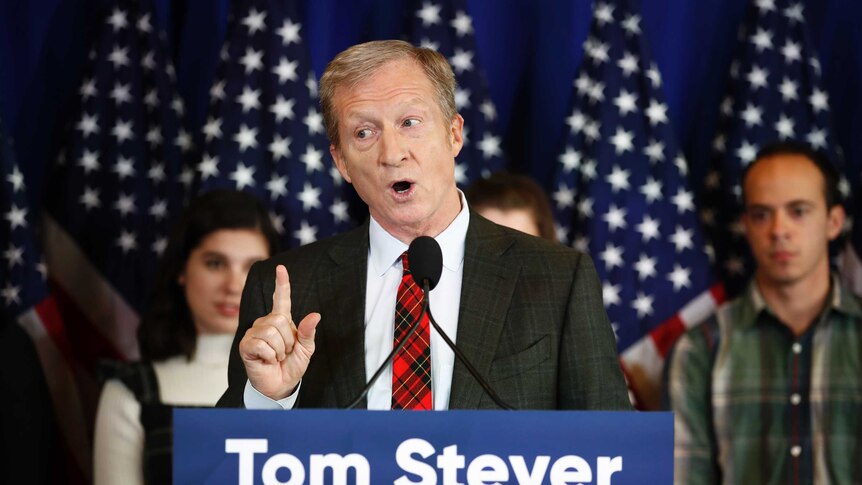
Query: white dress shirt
[{"left": 245, "top": 192, "right": 470, "bottom": 410}]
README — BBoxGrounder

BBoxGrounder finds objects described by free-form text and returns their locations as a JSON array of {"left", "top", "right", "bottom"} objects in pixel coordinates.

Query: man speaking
[{"left": 217, "top": 40, "right": 630, "bottom": 411}]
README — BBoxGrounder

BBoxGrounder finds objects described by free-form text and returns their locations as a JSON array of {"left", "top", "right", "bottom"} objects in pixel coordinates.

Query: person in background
[
  {"left": 93, "top": 189, "right": 279, "bottom": 485},
  {"left": 465, "top": 171, "right": 557, "bottom": 242},
  {"left": 666, "top": 141, "right": 862, "bottom": 484}
]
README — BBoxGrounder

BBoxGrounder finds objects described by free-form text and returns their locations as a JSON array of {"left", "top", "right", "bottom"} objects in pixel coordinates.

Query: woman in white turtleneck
[{"left": 93, "top": 190, "right": 279, "bottom": 485}]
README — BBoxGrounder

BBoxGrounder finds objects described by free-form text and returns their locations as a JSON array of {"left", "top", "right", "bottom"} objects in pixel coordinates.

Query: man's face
[
  {"left": 742, "top": 154, "right": 844, "bottom": 289},
  {"left": 329, "top": 58, "right": 464, "bottom": 243}
]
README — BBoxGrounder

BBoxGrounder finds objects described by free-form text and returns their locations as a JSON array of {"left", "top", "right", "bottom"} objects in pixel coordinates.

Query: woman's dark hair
[
  {"left": 465, "top": 171, "right": 557, "bottom": 242},
  {"left": 138, "top": 189, "right": 280, "bottom": 361}
]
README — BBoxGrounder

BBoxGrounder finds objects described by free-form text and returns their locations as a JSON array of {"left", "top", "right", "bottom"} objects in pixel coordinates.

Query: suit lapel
[
  {"left": 448, "top": 215, "right": 520, "bottom": 409},
  {"left": 315, "top": 224, "right": 369, "bottom": 407}
]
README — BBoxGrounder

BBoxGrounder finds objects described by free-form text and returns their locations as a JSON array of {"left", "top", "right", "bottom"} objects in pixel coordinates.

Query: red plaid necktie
[{"left": 391, "top": 251, "right": 432, "bottom": 410}]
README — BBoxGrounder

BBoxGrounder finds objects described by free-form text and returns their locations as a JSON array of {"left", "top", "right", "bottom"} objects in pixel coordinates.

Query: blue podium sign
[{"left": 174, "top": 409, "right": 672, "bottom": 485}]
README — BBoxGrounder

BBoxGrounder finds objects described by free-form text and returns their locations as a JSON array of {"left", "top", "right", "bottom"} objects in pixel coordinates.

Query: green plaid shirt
[{"left": 667, "top": 276, "right": 862, "bottom": 485}]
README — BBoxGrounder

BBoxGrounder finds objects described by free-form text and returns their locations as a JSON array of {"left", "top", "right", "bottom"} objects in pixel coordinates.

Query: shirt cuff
[{"left": 242, "top": 380, "right": 300, "bottom": 409}]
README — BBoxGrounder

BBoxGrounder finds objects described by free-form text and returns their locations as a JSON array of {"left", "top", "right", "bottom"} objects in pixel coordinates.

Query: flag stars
[
  {"left": 6, "top": 166, "right": 25, "bottom": 193},
  {"left": 331, "top": 199, "right": 350, "bottom": 224},
  {"left": 807, "top": 128, "right": 827, "bottom": 149},
  {"left": 297, "top": 182, "right": 322, "bottom": 211},
  {"left": 114, "top": 193, "right": 136, "bottom": 217},
  {"left": 148, "top": 163, "right": 166, "bottom": 183},
  {"left": 106, "top": 8, "right": 128, "bottom": 31},
  {"left": 454, "top": 162, "right": 468, "bottom": 185},
  {"left": 750, "top": 28, "right": 773, "bottom": 52},
  {"left": 455, "top": 87, "right": 471, "bottom": 110},
  {"left": 600, "top": 243, "right": 624, "bottom": 270},
  {"left": 644, "top": 140, "right": 665, "bottom": 163},
  {"left": 112, "top": 157, "right": 136, "bottom": 179},
  {"left": 645, "top": 100, "right": 668, "bottom": 125},
  {"left": 108, "top": 46, "right": 130, "bottom": 68},
  {"left": 1, "top": 283, "right": 21, "bottom": 306},
  {"left": 152, "top": 237, "right": 167, "bottom": 256},
  {"left": 303, "top": 108, "right": 324, "bottom": 134},
  {"left": 636, "top": 215, "right": 660, "bottom": 242},
  {"left": 271, "top": 96, "right": 296, "bottom": 122},
  {"left": 277, "top": 19, "right": 301, "bottom": 45},
  {"left": 809, "top": 88, "right": 829, "bottom": 113},
  {"left": 273, "top": 57, "right": 299, "bottom": 83},
  {"left": 746, "top": 66, "right": 769, "bottom": 90},
  {"left": 784, "top": 3, "right": 804, "bottom": 23},
  {"left": 144, "top": 89, "right": 159, "bottom": 108},
  {"left": 112, "top": 119, "right": 134, "bottom": 143},
  {"left": 266, "top": 174, "right": 288, "bottom": 200},
  {"left": 149, "top": 199, "right": 168, "bottom": 220},
  {"left": 141, "top": 51, "right": 156, "bottom": 71},
  {"left": 78, "top": 150, "right": 100, "bottom": 173},
  {"left": 136, "top": 13, "right": 152, "bottom": 32},
  {"left": 668, "top": 264, "right": 692, "bottom": 291},
  {"left": 478, "top": 134, "right": 502, "bottom": 159},
  {"left": 577, "top": 197, "right": 594, "bottom": 217},
  {"left": 640, "top": 178, "right": 663, "bottom": 204},
  {"left": 450, "top": 11, "right": 474, "bottom": 37},
  {"left": 552, "top": 184, "right": 575, "bottom": 209},
  {"left": 594, "top": 3, "right": 615, "bottom": 26},
  {"left": 175, "top": 129, "right": 193, "bottom": 152},
  {"left": 609, "top": 128, "right": 634, "bottom": 155},
  {"left": 779, "top": 78, "right": 798, "bottom": 101},
  {"left": 585, "top": 40, "right": 610, "bottom": 64},
  {"left": 294, "top": 220, "right": 318, "bottom": 246},
  {"left": 756, "top": 0, "right": 776, "bottom": 12},
  {"left": 3, "top": 244, "right": 24, "bottom": 268},
  {"left": 110, "top": 83, "right": 132, "bottom": 105},
  {"left": 740, "top": 103, "right": 763, "bottom": 127},
  {"left": 613, "top": 90, "right": 638, "bottom": 116},
  {"left": 567, "top": 109, "right": 587, "bottom": 133},
  {"left": 774, "top": 115, "right": 795, "bottom": 139},
  {"left": 234, "top": 124, "right": 259, "bottom": 152},
  {"left": 268, "top": 135, "right": 291, "bottom": 160},
  {"left": 479, "top": 100, "right": 497, "bottom": 121},
  {"left": 237, "top": 86, "right": 262, "bottom": 112},
  {"left": 197, "top": 155, "right": 219, "bottom": 180},
  {"left": 417, "top": 2, "right": 442, "bottom": 26},
  {"left": 602, "top": 205, "right": 627, "bottom": 231},
  {"left": 80, "top": 79, "right": 97, "bottom": 99},
  {"left": 449, "top": 48, "right": 474, "bottom": 74},
  {"left": 146, "top": 127, "right": 163, "bottom": 146},
  {"left": 76, "top": 113, "right": 100, "bottom": 137},
  {"left": 617, "top": 52, "right": 639, "bottom": 76},
  {"left": 559, "top": 147, "right": 581, "bottom": 172},
  {"left": 116, "top": 230, "right": 138, "bottom": 253},
  {"left": 646, "top": 65, "right": 662, "bottom": 88},
  {"left": 603, "top": 283, "right": 622, "bottom": 306},
  {"left": 301, "top": 145, "right": 324, "bottom": 173},
  {"left": 241, "top": 8, "right": 267, "bottom": 34},
  {"left": 781, "top": 40, "right": 801, "bottom": 63},
  {"left": 634, "top": 255, "right": 657, "bottom": 280},
  {"left": 203, "top": 117, "right": 223, "bottom": 141},
  {"left": 632, "top": 292, "right": 654, "bottom": 318},
  {"left": 621, "top": 14, "right": 641, "bottom": 35},
  {"left": 736, "top": 141, "right": 758, "bottom": 165},
  {"left": 230, "top": 163, "right": 257, "bottom": 189},
  {"left": 672, "top": 189, "right": 695, "bottom": 214},
  {"left": 670, "top": 226, "right": 694, "bottom": 253},
  {"left": 239, "top": 48, "right": 264, "bottom": 74}
]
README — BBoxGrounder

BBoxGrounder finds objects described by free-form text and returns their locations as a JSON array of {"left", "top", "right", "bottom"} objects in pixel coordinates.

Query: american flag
[
  {"left": 550, "top": 0, "right": 720, "bottom": 409},
  {"left": 39, "top": 0, "right": 191, "bottom": 477},
  {"left": 406, "top": 0, "right": 505, "bottom": 186},
  {"left": 700, "top": 0, "right": 846, "bottom": 296},
  {"left": 195, "top": 0, "right": 352, "bottom": 247},
  {"left": 2, "top": 117, "right": 90, "bottom": 482}
]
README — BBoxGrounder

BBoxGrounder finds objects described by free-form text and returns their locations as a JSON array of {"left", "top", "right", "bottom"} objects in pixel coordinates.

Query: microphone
[{"left": 346, "top": 237, "right": 513, "bottom": 410}]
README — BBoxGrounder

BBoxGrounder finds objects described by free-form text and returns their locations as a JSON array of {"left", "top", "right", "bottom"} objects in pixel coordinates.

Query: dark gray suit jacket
[{"left": 218, "top": 212, "right": 631, "bottom": 410}]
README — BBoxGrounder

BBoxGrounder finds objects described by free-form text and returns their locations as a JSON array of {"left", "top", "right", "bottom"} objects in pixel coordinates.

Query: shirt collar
[
  {"left": 739, "top": 273, "right": 862, "bottom": 328},
  {"left": 368, "top": 190, "right": 470, "bottom": 276}
]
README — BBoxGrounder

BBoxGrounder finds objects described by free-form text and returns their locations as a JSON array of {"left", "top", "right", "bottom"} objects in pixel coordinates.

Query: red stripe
[
  {"left": 710, "top": 282, "right": 727, "bottom": 305},
  {"left": 49, "top": 281, "right": 127, "bottom": 374},
  {"left": 651, "top": 313, "right": 687, "bottom": 358}
]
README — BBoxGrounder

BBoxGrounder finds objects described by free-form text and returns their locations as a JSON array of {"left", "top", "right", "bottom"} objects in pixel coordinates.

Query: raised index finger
[{"left": 271, "top": 264, "right": 292, "bottom": 318}]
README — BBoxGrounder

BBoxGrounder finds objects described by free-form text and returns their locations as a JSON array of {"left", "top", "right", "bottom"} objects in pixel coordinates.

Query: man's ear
[
  {"left": 330, "top": 144, "right": 351, "bottom": 184},
  {"left": 449, "top": 114, "right": 464, "bottom": 157},
  {"left": 826, "top": 203, "right": 846, "bottom": 241}
]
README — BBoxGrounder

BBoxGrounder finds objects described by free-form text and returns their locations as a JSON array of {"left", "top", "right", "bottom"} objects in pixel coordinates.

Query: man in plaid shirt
[{"left": 667, "top": 141, "right": 862, "bottom": 484}]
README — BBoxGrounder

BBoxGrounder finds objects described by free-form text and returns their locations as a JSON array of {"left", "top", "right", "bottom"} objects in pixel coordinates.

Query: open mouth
[{"left": 392, "top": 181, "right": 413, "bottom": 194}]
